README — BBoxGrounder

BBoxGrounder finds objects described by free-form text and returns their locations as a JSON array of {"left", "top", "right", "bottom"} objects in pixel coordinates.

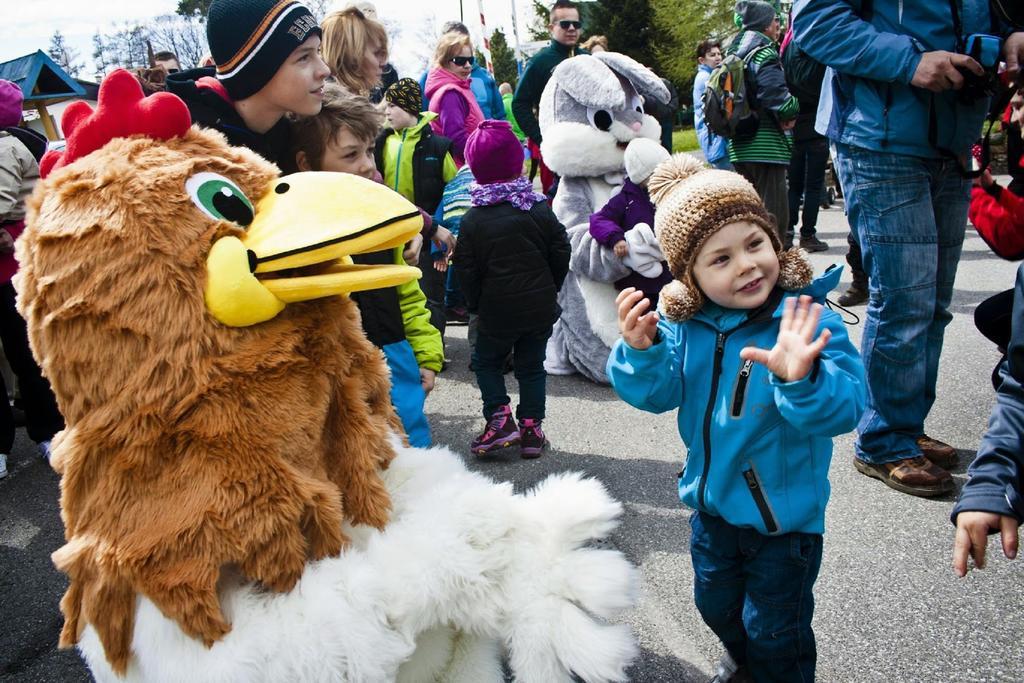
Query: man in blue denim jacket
[
  {"left": 793, "top": 1, "right": 1024, "bottom": 496},
  {"left": 608, "top": 156, "right": 865, "bottom": 682}
]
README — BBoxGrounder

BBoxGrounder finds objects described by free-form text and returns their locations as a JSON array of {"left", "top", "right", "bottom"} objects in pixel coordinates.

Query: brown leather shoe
[
  {"left": 916, "top": 435, "right": 959, "bottom": 469},
  {"left": 837, "top": 285, "right": 868, "bottom": 307},
  {"left": 853, "top": 455, "right": 954, "bottom": 497}
]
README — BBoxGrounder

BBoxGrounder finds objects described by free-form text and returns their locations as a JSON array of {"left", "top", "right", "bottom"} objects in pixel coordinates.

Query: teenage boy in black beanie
[{"left": 167, "top": 0, "right": 330, "bottom": 167}]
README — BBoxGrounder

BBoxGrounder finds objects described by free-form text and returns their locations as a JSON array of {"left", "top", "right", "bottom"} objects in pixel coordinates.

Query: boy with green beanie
[{"left": 167, "top": 0, "right": 329, "bottom": 167}]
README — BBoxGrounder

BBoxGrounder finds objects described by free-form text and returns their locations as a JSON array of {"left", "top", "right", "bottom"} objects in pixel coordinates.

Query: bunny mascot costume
[{"left": 539, "top": 52, "right": 670, "bottom": 383}]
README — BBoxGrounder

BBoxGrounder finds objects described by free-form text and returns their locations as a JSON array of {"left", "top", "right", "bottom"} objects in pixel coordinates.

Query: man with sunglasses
[{"left": 512, "top": 0, "right": 587, "bottom": 193}]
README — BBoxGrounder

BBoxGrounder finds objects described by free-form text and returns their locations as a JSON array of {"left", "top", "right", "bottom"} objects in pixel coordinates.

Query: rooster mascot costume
[{"left": 17, "top": 70, "right": 639, "bottom": 682}]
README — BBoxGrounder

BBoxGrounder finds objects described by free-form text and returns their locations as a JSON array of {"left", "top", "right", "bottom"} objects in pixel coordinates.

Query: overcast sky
[{"left": 4, "top": 0, "right": 548, "bottom": 79}]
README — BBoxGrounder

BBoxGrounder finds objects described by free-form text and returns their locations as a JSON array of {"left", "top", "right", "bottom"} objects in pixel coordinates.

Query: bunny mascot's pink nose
[{"left": 630, "top": 121, "right": 642, "bottom": 132}]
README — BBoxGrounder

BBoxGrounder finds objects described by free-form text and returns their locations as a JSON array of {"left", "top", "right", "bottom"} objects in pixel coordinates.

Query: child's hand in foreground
[
  {"left": 432, "top": 225, "right": 456, "bottom": 253},
  {"left": 617, "top": 287, "right": 658, "bottom": 350},
  {"left": 420, "top": 367, "right": 436, "bottom": 394},
  {"left": 740, "top": 295, "right": 831, "bottom": 382},
  {"left": 614, "top": 240, "right": 629, "bottom": 258},
  {"left": 952, "top": 511, "right": 1019, "bottom": 577},
  {"left": 403, "top": 234, "right": 423, "bottom": 266}
]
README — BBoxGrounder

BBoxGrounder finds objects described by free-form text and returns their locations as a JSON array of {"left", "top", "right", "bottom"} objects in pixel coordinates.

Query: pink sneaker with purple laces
[
  {"left": 471, "top": 405, "right": 520, "bottom": 455},
  {"left": 518, "top": 418, "right": 548, "bottom": 459}
]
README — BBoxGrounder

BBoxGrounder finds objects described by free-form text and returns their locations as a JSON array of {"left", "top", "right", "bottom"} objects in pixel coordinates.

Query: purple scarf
[{"left": 469, "top": 176, "right": 546, "bottom": 211}]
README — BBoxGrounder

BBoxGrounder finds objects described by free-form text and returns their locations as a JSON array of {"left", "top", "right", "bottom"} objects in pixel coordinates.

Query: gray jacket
[{"left": 0, "top": 132, "right": 38, "bottom": 223}]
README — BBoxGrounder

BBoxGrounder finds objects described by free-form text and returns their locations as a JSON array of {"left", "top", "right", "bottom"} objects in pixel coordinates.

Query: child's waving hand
[
  {"left": 617, "top": 287, "right": 660, "bottom": 350},
  {"left": 740, "top": 295, "right": 832, "bottom": 382}
]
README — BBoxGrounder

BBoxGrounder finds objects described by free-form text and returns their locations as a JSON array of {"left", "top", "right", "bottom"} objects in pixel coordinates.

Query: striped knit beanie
[
  {"left": 207, "top": 0, "right": 321, "bottom": 101},
  {"left": 648, "top": 154, "right": 812, "bottom": 322}
]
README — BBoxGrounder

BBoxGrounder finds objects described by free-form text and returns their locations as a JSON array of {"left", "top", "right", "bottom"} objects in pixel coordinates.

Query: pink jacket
[{"left": 424, "top": 67, "right": 484, "bottom": 165}]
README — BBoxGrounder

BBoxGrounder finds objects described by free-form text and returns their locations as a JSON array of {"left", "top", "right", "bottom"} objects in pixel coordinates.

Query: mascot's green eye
[{"left": 186, "top": 172, "right": 255, "bottom": 227}]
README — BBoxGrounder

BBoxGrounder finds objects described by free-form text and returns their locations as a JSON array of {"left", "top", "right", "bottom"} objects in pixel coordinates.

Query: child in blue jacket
[{"left": 607, "top": 155, "right": 865, "bottom": 682}]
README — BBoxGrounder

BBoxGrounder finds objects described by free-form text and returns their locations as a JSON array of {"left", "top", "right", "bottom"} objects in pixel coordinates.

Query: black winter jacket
[
  {"left": 454, "top": 200, "right": 570, "bottom": 337},
  {"left": 952, "top": 263, "right": 1024, "bottom": 526},
  {"left": 373, "top": 124, "right": 452, "bottom": 216},
  {"left": 166, "top": 67, "right": 294, "bottom": 170}
]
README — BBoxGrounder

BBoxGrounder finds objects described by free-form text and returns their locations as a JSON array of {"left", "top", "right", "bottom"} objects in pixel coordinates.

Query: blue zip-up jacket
[
  {"left": 951, "top": 262, "right": 1024, "bottom": 526},
  {"left": 693, "top": 64, "right": 730, "bottom": 165},
  {"left": 792, "top": 0, "right": 1001, "bottom": 158},
  {"left": 418, "top": 66, "right": 506, "bottom": 121},
  {"left": 607, "top": 267, "right": 866, "bottom": 535}
]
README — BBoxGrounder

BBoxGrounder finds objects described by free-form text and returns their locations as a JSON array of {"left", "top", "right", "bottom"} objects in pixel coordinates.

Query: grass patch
[{"left": 672, "top": 128, "right": 699, "bottom": 153}]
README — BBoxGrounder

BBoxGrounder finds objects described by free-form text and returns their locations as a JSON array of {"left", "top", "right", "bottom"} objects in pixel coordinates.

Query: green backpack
[{"left": 702, "top": 44, "right": 773, "bottom": 139}]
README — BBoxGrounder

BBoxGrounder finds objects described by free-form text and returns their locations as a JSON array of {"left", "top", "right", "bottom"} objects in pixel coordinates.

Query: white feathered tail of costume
[{"left": 77, "top": 440, "right": 640, "bottom": 683}]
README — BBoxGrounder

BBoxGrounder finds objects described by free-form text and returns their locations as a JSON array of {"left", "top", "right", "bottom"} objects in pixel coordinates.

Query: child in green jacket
[
  {"left": 374, "top": 78, "right": 458, "bottom": 336},
  {"left": 292, "top": 86, "right": 442, "bottom": 447}
]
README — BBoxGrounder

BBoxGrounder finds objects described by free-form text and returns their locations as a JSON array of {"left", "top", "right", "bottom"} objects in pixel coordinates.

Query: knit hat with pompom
[{"left": 647, "top": 154, "right": 813, "bottom": 322}]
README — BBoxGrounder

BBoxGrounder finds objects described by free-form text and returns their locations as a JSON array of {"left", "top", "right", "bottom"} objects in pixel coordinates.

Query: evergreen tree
[
  {"left": 48, "top": 30, "right": 83, "bottom": 79},
  {"left": 528, "top": 1, "right": 551, "bottom": 40},
  {"left": 585, "top": 0, "right": 657, "bottom": 68},
  {"left": 489, "top": 29, "right": 518, "bottom": 88},
  {"left": 176, "top": 0, "right": 212, "bottom": 18},
  {"left": 650, "top": 0, "right": 736, "bottom": 100}
]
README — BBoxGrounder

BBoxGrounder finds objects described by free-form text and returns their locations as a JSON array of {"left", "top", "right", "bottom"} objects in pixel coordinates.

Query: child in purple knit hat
[
  {"left": 0, "top": 80, "right": 64, "bottom": 476},
  {"left": 453, "top": 120, "right": 571, "bottom": 458}
]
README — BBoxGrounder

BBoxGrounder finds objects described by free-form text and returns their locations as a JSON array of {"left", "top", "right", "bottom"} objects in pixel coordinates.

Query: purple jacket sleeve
[
  {"left": 589, "top": 192, "right": 629, "bottom": 247},
  {"left": 438, "top": 91, "right": 470, "bottom": 160}
]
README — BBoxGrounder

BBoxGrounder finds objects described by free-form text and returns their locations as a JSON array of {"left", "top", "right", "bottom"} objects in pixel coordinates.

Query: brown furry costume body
[{"left": 18, "top": 124, "right": 401, "bottom": 673}]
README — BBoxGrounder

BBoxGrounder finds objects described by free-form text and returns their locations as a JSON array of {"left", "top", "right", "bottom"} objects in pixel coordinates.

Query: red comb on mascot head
[
  {"left": 20, "top": 68, "right": 642, "bottom": 682},
  {"left": 40, "top": 69, "right": 192, "bottom": 177}
]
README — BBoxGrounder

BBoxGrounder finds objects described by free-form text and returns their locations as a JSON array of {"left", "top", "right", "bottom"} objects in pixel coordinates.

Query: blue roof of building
[{"left": 0, "top": 51, "right": 86, "bottom": 104}]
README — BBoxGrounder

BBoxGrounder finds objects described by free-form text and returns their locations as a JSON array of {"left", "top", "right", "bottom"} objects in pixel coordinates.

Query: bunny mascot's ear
[{"left": 591, "top": 52, "right": 670, "bottom": 106}]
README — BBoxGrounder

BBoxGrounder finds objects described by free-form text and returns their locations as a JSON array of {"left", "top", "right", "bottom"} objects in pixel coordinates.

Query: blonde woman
[
  {"left": 424, "top": 32, "right": 485, "bottom": 166},
  {"left": 580, "top": 35, "right": 608, "bottom": 52},
  {"left": 321, "top": 7, "right": 389, "bottom": 97}
]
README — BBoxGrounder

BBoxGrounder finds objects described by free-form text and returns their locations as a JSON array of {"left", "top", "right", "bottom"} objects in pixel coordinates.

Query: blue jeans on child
[
  {"left": 472, "top": 326, "right": 551, "bottom": 419},
  {"left": 690, "top": 511, "right": 822, "bottom": 682},
  {"left": 381, "top": 340, "right": 431, "bottom": 448},
  {"left": 834, "top": 143, "right": 969, "bottom": 464}
]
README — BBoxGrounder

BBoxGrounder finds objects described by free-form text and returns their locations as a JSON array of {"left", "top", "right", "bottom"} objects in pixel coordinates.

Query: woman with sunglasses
[{"left": 425, "top": 32, "right": 486, "bottom": 166}]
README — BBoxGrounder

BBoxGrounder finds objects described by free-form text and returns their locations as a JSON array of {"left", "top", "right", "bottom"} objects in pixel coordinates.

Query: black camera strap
[
  {"left": 948, "top": 0, "right": 1001, "bottom": 47},
  {"left": 991, "top": 0, "right": 1024, "bottom": 29},
  {"left": 948, "top": 0, "right": 967, "bottom": 52}
]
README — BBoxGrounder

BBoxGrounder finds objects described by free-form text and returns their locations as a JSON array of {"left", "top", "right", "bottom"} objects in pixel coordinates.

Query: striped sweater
[{"left": 727, "top": 30, "right": 799, "bottom": 165}]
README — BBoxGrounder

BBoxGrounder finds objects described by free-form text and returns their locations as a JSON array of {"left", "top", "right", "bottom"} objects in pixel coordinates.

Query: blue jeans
[
  {"left": 690, "top": 512, "right": 822, "bottom": 682},
  {"left": 472, "top": 326, "right": 551, "bottom": 420},
  {"left": 381, "top": 340, "right": 431, "bottom": 448},
  {"left": 834, "top": 143, "right": 969, "bottom": 464},
  {"left": 709, "top": 156, "right": 735, "bottom": 171}
]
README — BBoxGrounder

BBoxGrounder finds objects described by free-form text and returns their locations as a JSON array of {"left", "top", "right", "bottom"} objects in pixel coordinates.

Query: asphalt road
[{"left": 2, "top": 193, "right": 1022, "bottom": 682}]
